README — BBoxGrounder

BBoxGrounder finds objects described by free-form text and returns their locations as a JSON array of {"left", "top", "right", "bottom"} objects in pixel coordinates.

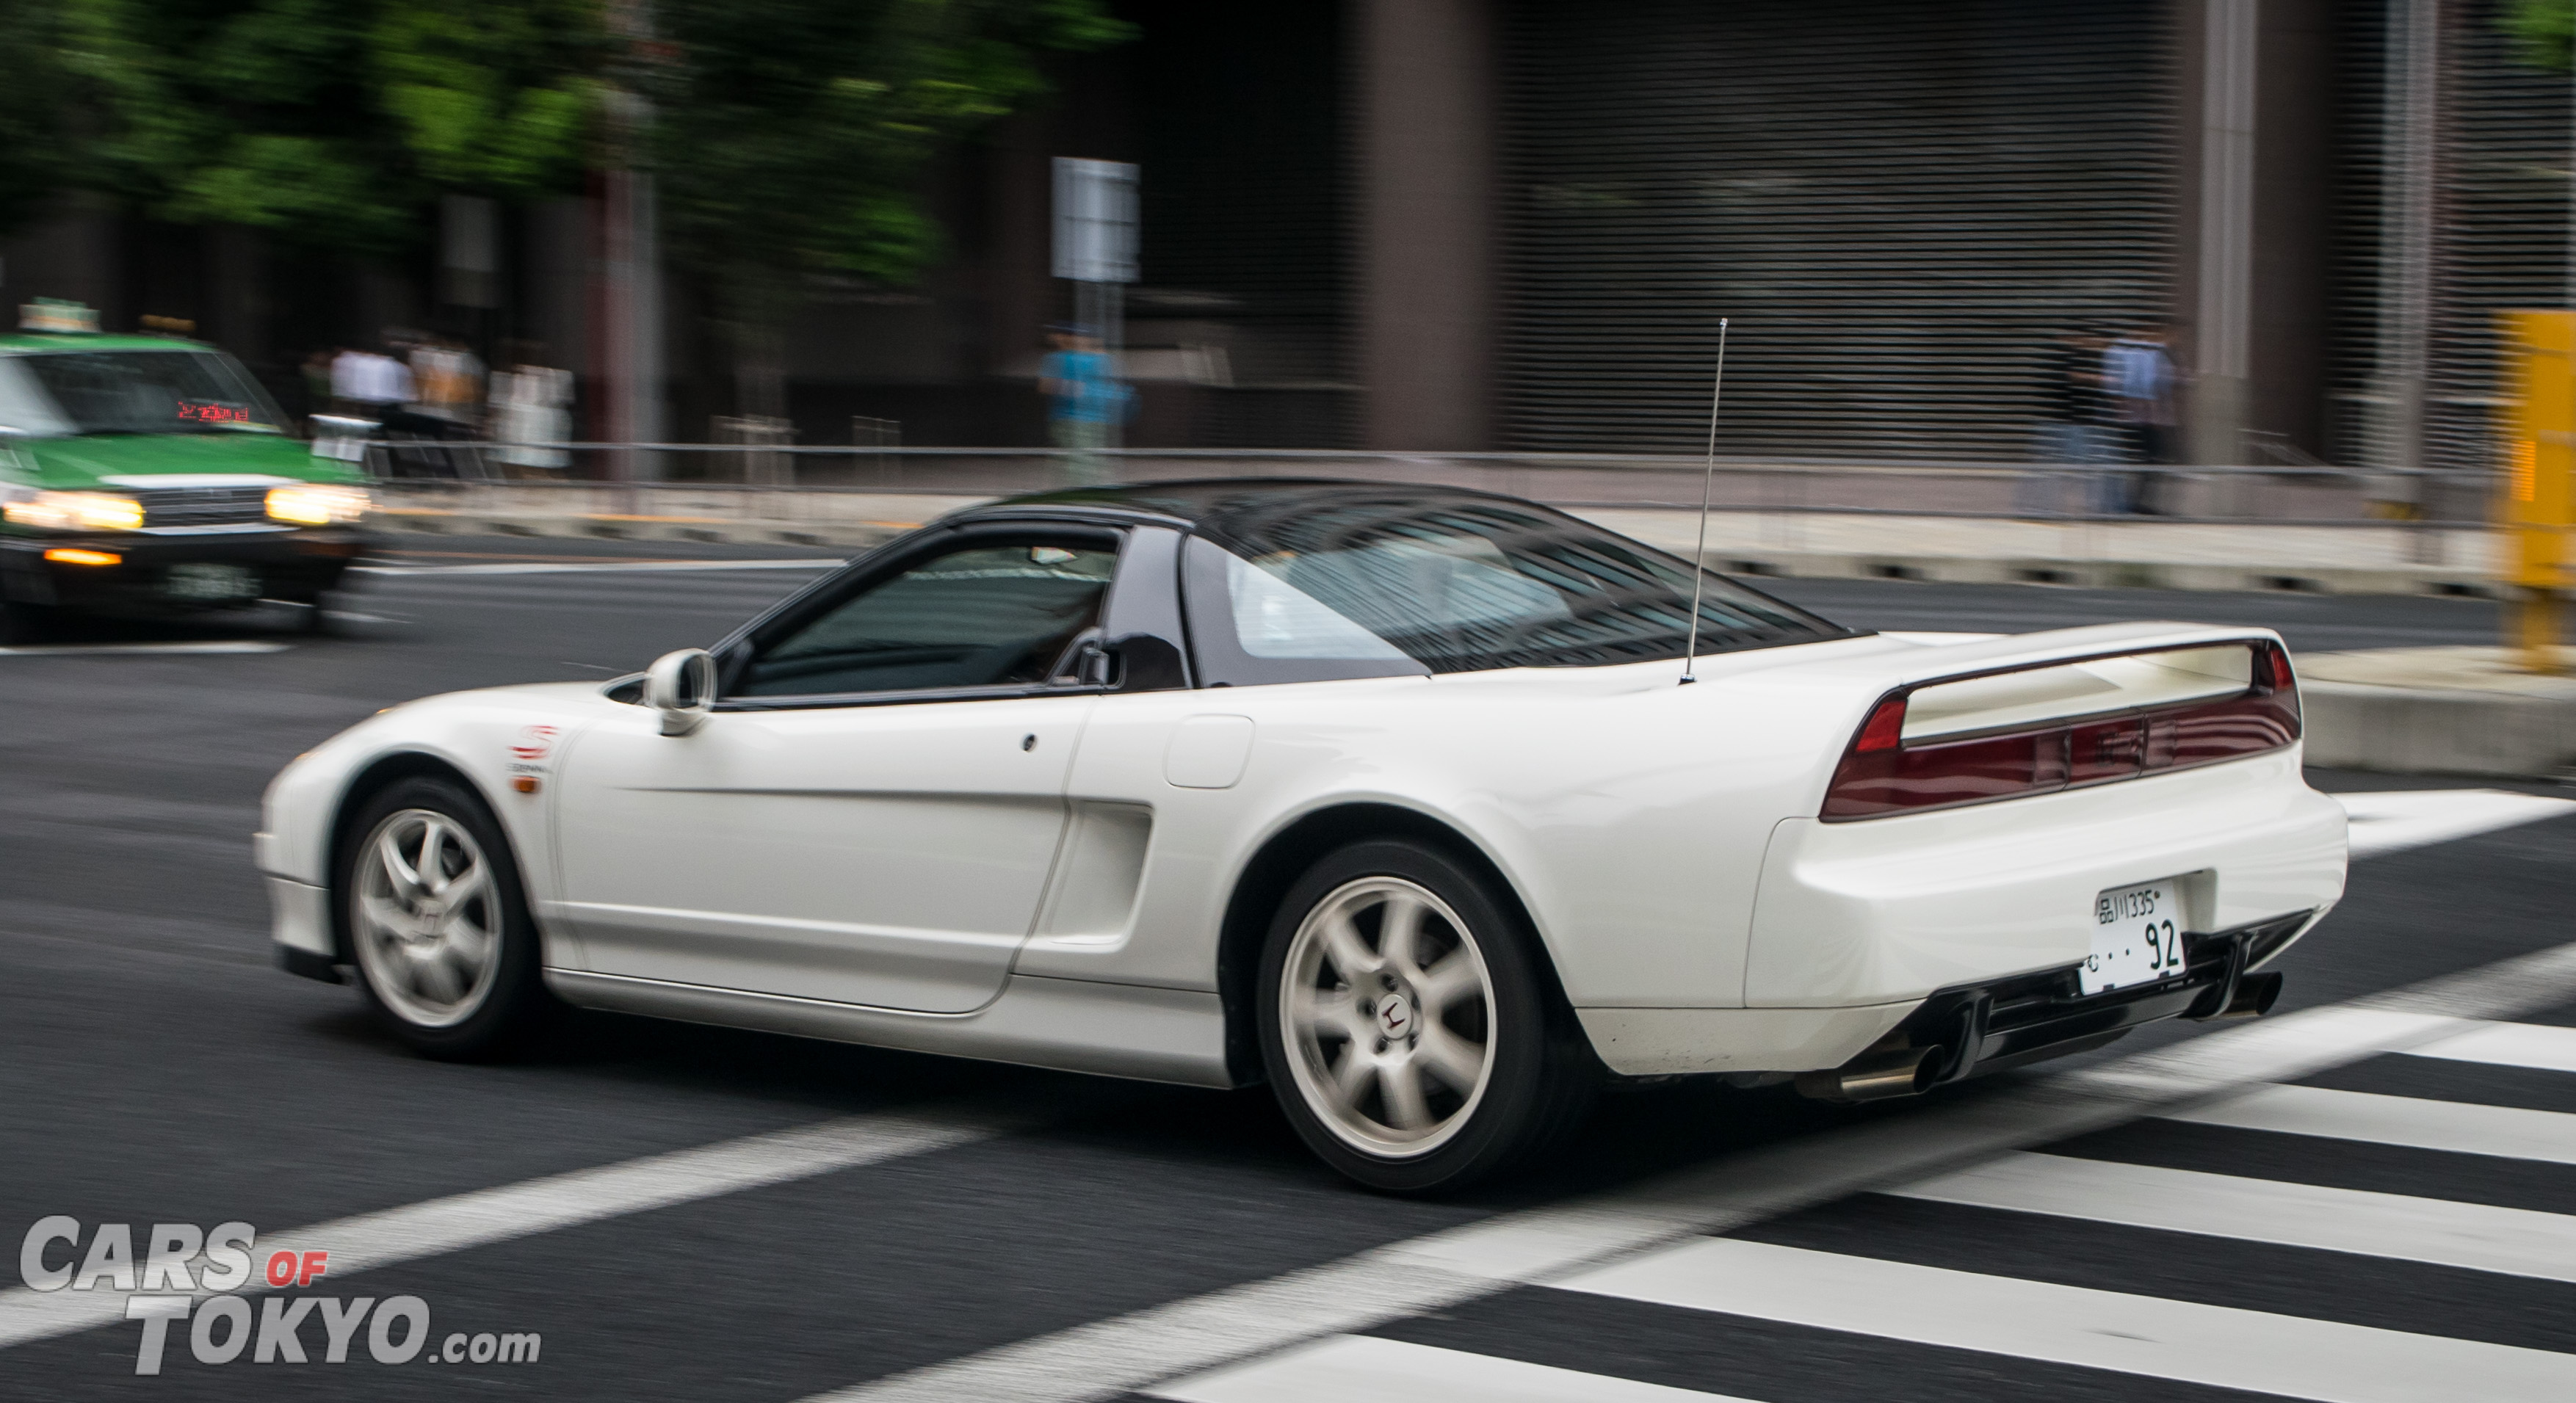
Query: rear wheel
[
  {"left": 340, "top": 775, "right": 554, "bottom": 1059},
  {"left": 1257, "top": 838, "right": 1596, "bottom": 1194}
]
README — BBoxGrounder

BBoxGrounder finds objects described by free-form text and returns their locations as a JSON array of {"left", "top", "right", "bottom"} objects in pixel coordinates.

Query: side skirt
[{"left": 543, "top": 968, "right": 1240, "bottom": 1090}]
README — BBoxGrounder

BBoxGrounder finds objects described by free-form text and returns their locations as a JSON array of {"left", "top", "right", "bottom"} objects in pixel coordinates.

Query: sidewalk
[{"left": 369, "top": 484, "right": 2497, "bottom": 598}]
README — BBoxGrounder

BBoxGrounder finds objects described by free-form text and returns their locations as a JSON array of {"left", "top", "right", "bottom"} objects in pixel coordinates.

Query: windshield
[
  {"left": 1187, "top": 490, "right": 1850, "bottom": 678},
  {"left": 15, "top": 350, "right": 288, "bottom": 436}
]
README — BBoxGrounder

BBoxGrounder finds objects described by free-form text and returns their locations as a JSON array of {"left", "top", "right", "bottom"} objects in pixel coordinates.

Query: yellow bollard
[{"left": 2495, "top": 311, "right": 2575, "bottom": 675}]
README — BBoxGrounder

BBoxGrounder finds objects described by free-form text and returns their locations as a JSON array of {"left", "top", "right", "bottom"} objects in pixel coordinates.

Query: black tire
[
  {"left": 0, "top": 598, "right": 57, "bottom": 647},
  {"left": 1256, "top": 838, "right": 1597, "bottom": 1194},
  {"left": 336, "top": 775, "right": 555, "bottom": 1059}
]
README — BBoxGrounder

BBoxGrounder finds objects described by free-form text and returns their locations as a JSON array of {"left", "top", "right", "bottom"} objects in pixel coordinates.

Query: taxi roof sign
[{"left": 18, "top": 298, "right": 99, "bottom": 334}]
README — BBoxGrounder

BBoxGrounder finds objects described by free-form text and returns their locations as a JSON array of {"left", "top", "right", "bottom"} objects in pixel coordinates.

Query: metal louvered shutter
[
  {"left": 1496, "top": 0, "right": 2175, "bottom": 458},
  {"left": 2428, "top": 1, "right": 2572, "bottom": 476}
]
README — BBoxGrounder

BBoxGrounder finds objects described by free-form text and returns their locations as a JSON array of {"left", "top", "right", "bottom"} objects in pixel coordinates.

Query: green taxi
[{"left": 0, "top": 320, "right": 371, "bottom": 642}]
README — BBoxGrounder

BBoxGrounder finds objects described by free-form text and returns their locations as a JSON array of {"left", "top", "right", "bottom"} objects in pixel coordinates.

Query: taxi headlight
[
  {"left": 266, "top": 484, "right": 370, "bottom": 526},
  {"left": 1, "top": 490, "right": 145, "bottom": 532}
]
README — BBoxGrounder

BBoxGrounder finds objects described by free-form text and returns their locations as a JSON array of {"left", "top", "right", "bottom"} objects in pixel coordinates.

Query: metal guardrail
[{"left": 339, "top": 436, "right": 2493, "bottom": 530}]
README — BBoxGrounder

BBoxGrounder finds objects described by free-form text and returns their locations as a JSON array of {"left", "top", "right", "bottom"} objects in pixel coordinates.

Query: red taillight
[
  {"left": 1822, "top": 642, "right": 2303, "bottom": 822},
  {"left": 2263, "top": 644, "right": 2295, "bottom": 689},
  {"left": 1853, "top": 696, "right": 1906, "bottom": 752}
]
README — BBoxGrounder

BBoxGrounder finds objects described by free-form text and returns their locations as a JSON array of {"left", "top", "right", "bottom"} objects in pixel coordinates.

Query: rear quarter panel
[{"left": 1049, "top": 639, "right": 1895, "bottom": 1008}]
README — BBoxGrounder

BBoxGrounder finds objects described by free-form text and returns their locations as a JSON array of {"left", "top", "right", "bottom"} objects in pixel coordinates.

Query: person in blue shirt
[{"left": 1040, "top": 323, "right": 1127, "bottom": 487}]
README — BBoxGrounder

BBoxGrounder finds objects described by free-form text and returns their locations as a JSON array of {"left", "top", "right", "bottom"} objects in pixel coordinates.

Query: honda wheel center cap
[{"left": 1374, "top": 992, "right": 1417, "bottom": 1039}]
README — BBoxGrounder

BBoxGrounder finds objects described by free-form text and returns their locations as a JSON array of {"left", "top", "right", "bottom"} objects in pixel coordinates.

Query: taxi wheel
[
  {"left": 1257, "top": 838, "right": 1598, "bottom": 1194},
  {"left": 0, "top": 599, "right": 57, "bottom": 646},
  {"left": 339, "top": 775, "right": 555, "bottom": 1060}
]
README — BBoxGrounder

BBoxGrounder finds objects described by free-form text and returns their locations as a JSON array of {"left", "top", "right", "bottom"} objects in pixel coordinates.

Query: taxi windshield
[{"left": 17, "top": 349, "right": 287, "bottom": 436}]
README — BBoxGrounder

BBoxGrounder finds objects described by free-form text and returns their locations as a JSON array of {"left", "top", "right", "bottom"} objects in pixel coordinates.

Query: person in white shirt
[{"left": 490, "top": 342, "right": 574, "bottom": 472}]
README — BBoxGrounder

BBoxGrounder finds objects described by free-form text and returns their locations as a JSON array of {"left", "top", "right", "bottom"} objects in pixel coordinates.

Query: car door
[{"left": 551, "top": 523, "right": 1124, "bottom": 1012}]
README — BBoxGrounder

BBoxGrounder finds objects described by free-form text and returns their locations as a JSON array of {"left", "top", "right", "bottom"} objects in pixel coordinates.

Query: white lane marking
[
  {"left": 2166, "top": 1084, "right": 2576, "bottom": 1165},
  {"left": 0, "top": 640, "right": 289, "bottom": 656},
  {"left": 1888, "top": 1150, "right": 2576, "bottom": 1283},
  {"left": 1149, "top": 1334, "right": 1749, "bottom": 1403},
  {"left": 0, "top": 1109, "right": 1007, "bottom": 1350},
  {"left": 2407, "top": 1020, "right": 2576, "bottom": 1075},
  {"left": 2337, "top": 789, "right": 2576, "bottom": 860},
  {"left": 808, "top": 944, "right": 2576, "bottom": 1403},
  {"left": 356, "top": 558, "right": 843, "bottom": 576},
  {"left": 1555, "top": 1236, "right": 2576, "bottom": 1403}
]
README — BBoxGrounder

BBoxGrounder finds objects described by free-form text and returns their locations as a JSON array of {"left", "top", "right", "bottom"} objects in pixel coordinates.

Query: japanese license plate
[
  {"left": 164, "top": 562, "right": 258, "bottom": 601},
  {"left": 2083, "top": 880, "right": 2189, "bottom": 995}
]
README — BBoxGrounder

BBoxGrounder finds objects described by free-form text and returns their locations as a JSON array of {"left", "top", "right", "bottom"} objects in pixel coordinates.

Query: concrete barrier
[{"left": 2298, "top": 648, "right": 2576, "bottom": 778}]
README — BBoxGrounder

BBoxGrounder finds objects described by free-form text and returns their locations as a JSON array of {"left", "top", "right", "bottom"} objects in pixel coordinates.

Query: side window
[
  {"left": 731, "top": 538, "right": 1119, "bottom": 699},
  {"left": 1182, "top": 535, "right": 1430, "bottom": 687}
]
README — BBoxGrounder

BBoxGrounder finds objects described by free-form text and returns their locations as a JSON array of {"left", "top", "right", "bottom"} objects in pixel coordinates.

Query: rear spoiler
[{"left": 1815, "top": 624, "right": 2301, "bottom": 822}]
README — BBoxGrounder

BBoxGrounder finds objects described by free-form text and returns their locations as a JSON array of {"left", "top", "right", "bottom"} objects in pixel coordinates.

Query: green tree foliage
[
  {"left": 57, "top": 0, "right": 598, "bottom": 253},
  {"left": 2504, "top": 0, "right": 2575, "bottom": 70},
  {"left": 0, "top": 0, "right": 73, "bottom": 239},
  {"left": 647, "top": 0, "right": 1130, "bottom": 410}
]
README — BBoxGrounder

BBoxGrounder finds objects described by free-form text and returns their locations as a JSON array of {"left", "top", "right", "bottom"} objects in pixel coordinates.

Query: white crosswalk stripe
[
  {"left": 1147, "top": 1027, "right": 2576, "bottom": 1403},
  {"left": 2407, "top": 1019, "right": 2576, "bottom": 1075},
  {"left": 1554, "top": 1237, "right": 2576, "bottom": 1403},
  {"left": 2165, "top": 1081, "right": 2576, "bottom": 1164},
  {"left": 1888, "top": 1150, "right": 2576, "bottom": 1282},
  {"left": 1148, "top": 1334, "right": 1748, "bottom": 1403}
]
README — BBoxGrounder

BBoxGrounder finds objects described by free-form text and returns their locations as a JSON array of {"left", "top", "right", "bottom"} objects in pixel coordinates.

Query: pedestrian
[
  {"left": 2027, "top": 325, "right": 2114, "bottom": 515},
  {"left": 2102, "top": 325, "right": 2177, "bottom": 514},
  {"left": 299, "top": 348, "right": 336, "bottom": 418},
  {"left": 413, "top": 336, "right": 487, "bottom": 432},
  {"left": 1039, "top": 322, "right": 1126, "bottom": 487},
  {"left": 332, "top": 344, "right": 412, "bottom": 420},
  {"left": 491, "top": 342, "right": 574, "bottom": 474}
]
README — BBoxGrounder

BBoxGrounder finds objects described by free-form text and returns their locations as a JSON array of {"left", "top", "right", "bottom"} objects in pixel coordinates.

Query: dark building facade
[{"left": 0, "top": 0, "right": 2554, "bottom": 479}]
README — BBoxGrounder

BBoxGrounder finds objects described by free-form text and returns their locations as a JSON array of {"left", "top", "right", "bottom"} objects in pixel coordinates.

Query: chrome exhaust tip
[{"left": 1795, "top": 1043, "right": 1945, "bottom": 1103}]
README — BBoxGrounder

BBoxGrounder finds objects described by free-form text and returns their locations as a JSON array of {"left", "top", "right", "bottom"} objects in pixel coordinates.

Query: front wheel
[
  {"left": 339, "top": 775, "right": 554, "bottom": 1059},
  {"left": 1257, "top": 839, "right": 1596, "bottom": 1194}
]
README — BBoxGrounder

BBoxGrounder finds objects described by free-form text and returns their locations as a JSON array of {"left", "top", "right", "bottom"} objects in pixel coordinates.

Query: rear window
[
  {"left": 17, "top": 350, "right": 287, "bottom": 436},
  {"left": 1184, "top": 493, "right": 1848, "bottom": 681}
]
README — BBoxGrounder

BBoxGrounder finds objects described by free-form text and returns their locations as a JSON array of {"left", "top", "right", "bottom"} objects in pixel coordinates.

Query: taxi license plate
[
  {"left": 2083, "top": 880, "right": 2189, "bottom": 995},
  {"left": 165, "top": 563, "right": 258, "bottom": 601}
]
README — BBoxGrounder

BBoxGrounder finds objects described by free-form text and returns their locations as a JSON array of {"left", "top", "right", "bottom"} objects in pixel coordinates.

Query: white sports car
[{"left": 261, "top": 481, "right": 2347, "bottom": 1191}]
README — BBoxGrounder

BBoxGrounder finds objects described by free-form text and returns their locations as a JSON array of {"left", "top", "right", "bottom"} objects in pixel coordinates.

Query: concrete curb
[
  {"left": 374, "top": 510, "right": 910, "bottom": 553},
  {"left": 369, "top": 510, "right": 2500, "bottom": 598},
  {"left": 1693, "top": 550, "right": 2497, "bottom": 598}
]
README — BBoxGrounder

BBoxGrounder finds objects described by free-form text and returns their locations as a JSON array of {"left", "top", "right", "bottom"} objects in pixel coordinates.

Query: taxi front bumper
[{"left": 0, "top": 525, "right": 369, "bottom": 612}]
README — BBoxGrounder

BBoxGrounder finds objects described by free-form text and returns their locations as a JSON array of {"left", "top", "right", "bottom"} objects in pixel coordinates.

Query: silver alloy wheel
[
  {"left": 1280, "top": 876, "right": 1497, "bottom": 1158},
  {"left": 352, "top": 808, "right": 500, "bottom": 1029}
]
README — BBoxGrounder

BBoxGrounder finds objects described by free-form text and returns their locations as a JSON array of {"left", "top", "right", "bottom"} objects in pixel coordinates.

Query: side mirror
[{"left": 643, "top": 648, "right": 715, "bottom": 736}]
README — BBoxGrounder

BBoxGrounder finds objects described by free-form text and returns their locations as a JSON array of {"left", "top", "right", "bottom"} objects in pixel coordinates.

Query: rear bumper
[
  {"left": 1577, "top": 910, "right": 2313, "bottom": 1078},
  {"left": 1886, "top": 910, "right": 2310, "bottom": 1081},
  {"left": 1745, "top": 748, "right": 2347, "bottom": 1009},
  {"left": 0, "top": 526, "right": 368, "bottom": 611}
]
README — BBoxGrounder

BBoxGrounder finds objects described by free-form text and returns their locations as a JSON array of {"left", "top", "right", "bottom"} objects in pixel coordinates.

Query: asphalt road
[{"left": 1, "top": 539, "right": 2569, "bottom": 1401}]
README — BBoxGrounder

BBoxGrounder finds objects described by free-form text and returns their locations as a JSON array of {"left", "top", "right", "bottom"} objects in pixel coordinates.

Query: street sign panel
[{"left": 1054, "top": 158, "right": 1139, "bottom": 285}]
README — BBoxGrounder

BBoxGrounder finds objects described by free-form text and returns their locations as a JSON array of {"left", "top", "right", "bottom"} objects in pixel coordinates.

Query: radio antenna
[{"left": 1679, "top": 317, "right": 1730, "bottom": 686}]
